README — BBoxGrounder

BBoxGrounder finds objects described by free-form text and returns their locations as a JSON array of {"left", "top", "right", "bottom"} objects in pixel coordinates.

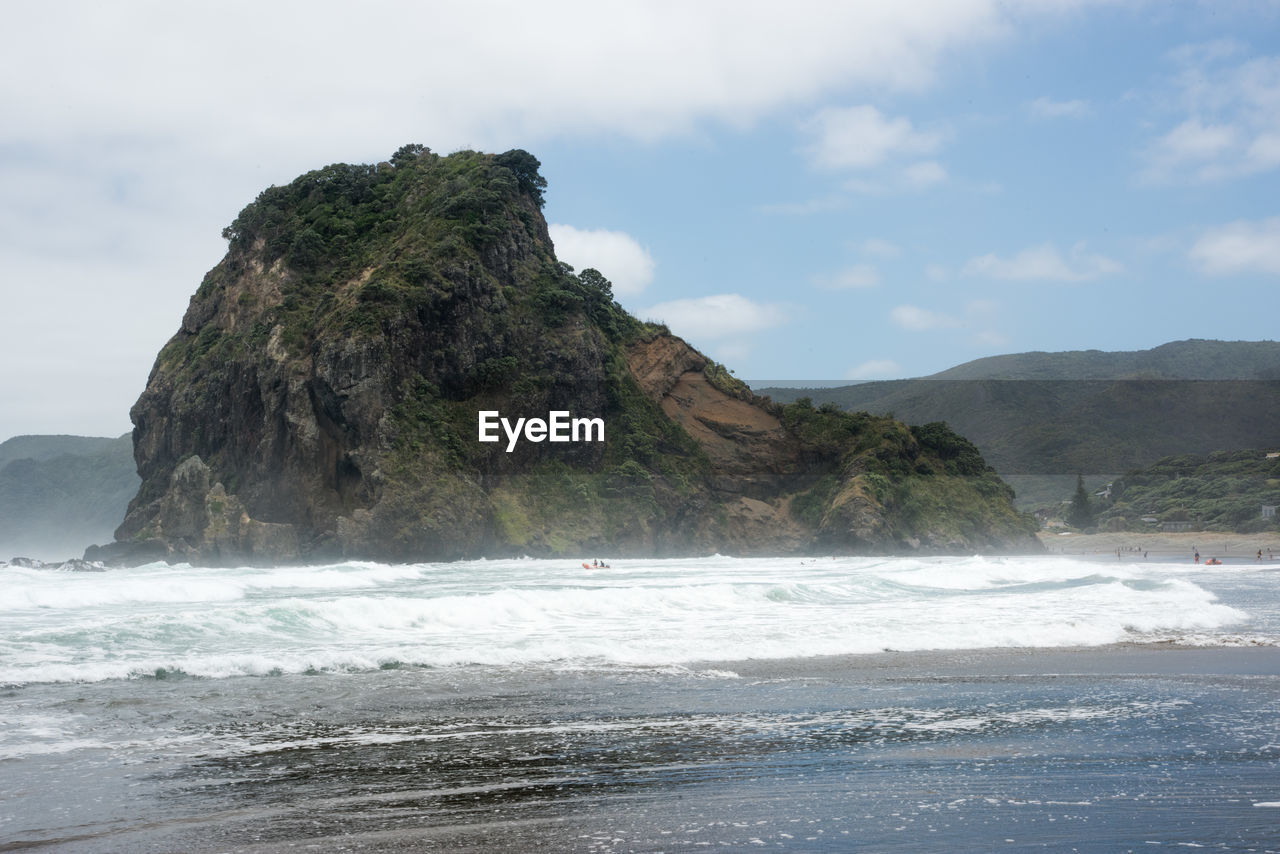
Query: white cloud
[
  {"left": 642, "top": 293, "right": 787, "bottom": 342},
  {"left": 1167, "top": 38, "right": 1246, "bottom": 67},
  {"left": 1141, "top": 49, "right": 1280, "bottom": 183},
  {"left": 1148, "top": 119, "right": 1238, "bottom": 172},
  {"left": 548, "top": 224, "right": 655, "bottom": 296},
  {"left": 890, "top": 305, "right": 961, "bottom": 331},
  {"left": 0, "top": 1, "right": 1107, "bottom": 438},
  {"left": 964, "top": 298, "right": 1000, "bottom": 316},
  {"left": 859, "top": 238, "right": 903, "bottom": 258},
  {"left": 924, "top": 263, "right": 950, "bottom": 283},
  {"left": 845, "top": 359, "right": 904, "bottom": 380},
  {"left": 1, "top": 3, "right": 1010, "bottom": 160},
  {"left": 903, "top": 160, "right": 949, "bottom": 188},
  {"left": 962, "top": 242, "right": 1122, "bottom": 282},
  {"left": 1028, "top": 96, "right": 1092, "bottom": 118},
  {"left": 1189, "top": 217, "right": 1280, "bottom": 275},
  {"left": 712, "top": 341, "right": 753, "bottom": 366},
  {"left": 884, "top": 298, "right": 1006, "bottom": 342},
  {"left": 754, "top": 196, "right": 849, "bottom": 216},
  {"left": 813, "top": 264, "right": 880, "bottom": 290},
  {"left": 1246, "top": 132, "right": 1280, "bottom": 170},
  {"left": 803, "top": 105, "right": 942, "bottom": 170},
  {"left": 843, "top": 162, "right": 952, "bottom": 195},
  {"left": 971, "top": 329, "right": 1010, "bottom": 348}
]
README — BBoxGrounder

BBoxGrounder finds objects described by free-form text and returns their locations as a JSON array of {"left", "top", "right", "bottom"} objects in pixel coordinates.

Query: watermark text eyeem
[{"left": 478, "top": 411, "right": 605, "bottom": 452}]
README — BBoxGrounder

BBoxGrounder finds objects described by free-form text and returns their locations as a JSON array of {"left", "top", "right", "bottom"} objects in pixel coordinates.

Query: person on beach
[{"left": 1194, "top": 549, "right": 1200, "bottom": 564}]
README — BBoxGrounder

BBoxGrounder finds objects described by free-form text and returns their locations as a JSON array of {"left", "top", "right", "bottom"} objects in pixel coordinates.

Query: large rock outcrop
[{"left": 90, "top": 146, "right": 1039, "bottom": 565}]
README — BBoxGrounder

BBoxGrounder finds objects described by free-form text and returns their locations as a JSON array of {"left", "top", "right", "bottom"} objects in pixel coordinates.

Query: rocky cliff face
[{"left": 91, "top": 146, "right": 1039, "bottom": 565}]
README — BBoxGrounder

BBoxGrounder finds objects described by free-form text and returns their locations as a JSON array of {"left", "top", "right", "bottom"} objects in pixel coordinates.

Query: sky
[{"left": 1, "top": 1, "right": 1278, "bottom": 441}]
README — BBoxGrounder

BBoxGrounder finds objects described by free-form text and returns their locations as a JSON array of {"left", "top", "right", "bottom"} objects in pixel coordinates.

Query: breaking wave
[{"left": 0, "top": 555, "right": 1259, "bottom": 685}]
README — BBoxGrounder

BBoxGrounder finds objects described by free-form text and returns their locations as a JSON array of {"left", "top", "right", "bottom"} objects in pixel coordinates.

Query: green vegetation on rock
[{"left": 100, "top": 146, "right": 1039, "bottom": 566}]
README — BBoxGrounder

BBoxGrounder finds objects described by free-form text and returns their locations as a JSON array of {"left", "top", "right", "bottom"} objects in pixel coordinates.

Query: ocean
[{"left": 2, "top": 555, "right": 1279, "bottom": 851}]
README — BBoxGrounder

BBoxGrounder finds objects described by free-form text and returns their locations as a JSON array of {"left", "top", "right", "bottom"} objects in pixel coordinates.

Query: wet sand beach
[
  {"left": 4, "top": 644, "right": 1278, "bottom": 853},
  {"left": 1039, "top": 530, "right": 1280, "bottom": 563}
]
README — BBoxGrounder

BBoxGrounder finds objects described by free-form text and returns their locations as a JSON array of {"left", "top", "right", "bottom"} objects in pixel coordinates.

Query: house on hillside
[
  {"left": 1034, "top": 508, "right": 1065, "bottom": 529},
  {"left": 1264, "top": 505, "right": 1277, "bottom": 520},
  {"left": 1161, "top": 520, "right": 1194, "bottom": 533}
]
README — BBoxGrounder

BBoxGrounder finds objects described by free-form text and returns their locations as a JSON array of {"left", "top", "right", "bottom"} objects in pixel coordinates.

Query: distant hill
[
  {"left": 0, "top": 434, "right": 128, "bottom": 471},
  {"left": 0, "top": 434, "right": 139, "bottom": 561},
  {"left": 929, "top": 339, "right": 1280, "bottom": 381},
  {"left": 756, "top": 340, "right": 1280, "bottom": 506}
]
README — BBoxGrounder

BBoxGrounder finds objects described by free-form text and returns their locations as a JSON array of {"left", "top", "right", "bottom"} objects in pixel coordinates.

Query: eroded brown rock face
[
  {"left": 625, "top": 336, "right": 812, "bottom": 552},
  {"left": 89, "top": 147, "right": 1040, "bottom": 566}
]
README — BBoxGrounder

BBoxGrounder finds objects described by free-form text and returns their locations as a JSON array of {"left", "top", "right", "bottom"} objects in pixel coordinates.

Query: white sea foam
[
  {"left": 2, "top": 562, "right": 426, "bottom": 611},
  {"left": 0, "top": 555, "right": 1264, "bottom": 685}
]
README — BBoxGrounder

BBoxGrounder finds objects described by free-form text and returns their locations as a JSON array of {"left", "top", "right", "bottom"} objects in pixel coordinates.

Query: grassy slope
[{"left": 1099, "top": 450, "right": 1280, "bottom": 534}]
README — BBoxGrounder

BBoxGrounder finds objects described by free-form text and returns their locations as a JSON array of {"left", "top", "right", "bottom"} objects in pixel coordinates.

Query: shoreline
[
  {"left": 11, "top": 641, "right": 1278, "bottom": 854},
  {"left": 705, "top": 641, "right": 1280, "bottom": 683},
  {"left": 8, "top": 640, "right": 1277, "bottom": 692},
  {"left": 1037, "top": 529, "right": 1280, "bottom": 561}
]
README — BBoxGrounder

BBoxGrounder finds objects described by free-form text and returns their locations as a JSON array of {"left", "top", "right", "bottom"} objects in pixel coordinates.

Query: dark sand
[{"left": 8, "top": 643, "right": 1278, "bottom": 853}]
